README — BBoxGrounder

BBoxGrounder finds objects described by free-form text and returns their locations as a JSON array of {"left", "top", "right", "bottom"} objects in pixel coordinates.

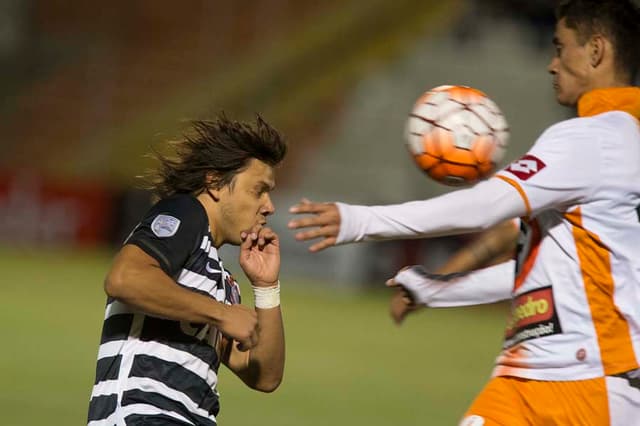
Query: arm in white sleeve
[
  {"left": 336, "top": 177, "right": 526, "bottom": 244},
  {"left": 392, "top": 260, "right": 514, "bottom": 307}
]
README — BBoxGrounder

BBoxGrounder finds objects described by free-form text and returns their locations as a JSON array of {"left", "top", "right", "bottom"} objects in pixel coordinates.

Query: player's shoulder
[
  {"left": 533, "top": 116, "right": 607, "bottom": 154},
  {"left": 151, "top": 193, "right": 203, "bottom": 214},
  {"left": 145, "top": 193, "right": 207, "bottom": 227},
  {"left": 541, "top": 116, "right": 593, "bottom": 139},
  {"left": 541, "top": 111, "right": 633, "bottom": 141}
]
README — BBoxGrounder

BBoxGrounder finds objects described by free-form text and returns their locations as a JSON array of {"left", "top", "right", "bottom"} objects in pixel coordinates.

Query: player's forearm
[
  {"left": 105, "top": 264, "right": 226, "bottom": 325},
  {"left": 438, "top": 220, "right": 519, "bottom": 274},
  {"left": 395, "top": 260, "right": 514, "bottom": 307},
  {"left": 336, "top": 178, "right": 525, "bottom": 244},
  {"left": 243, "top": 306, "right": 285, "bottom": 392},
  {"left": 428, "top": 261, "right": 514, "bottom": 306}
]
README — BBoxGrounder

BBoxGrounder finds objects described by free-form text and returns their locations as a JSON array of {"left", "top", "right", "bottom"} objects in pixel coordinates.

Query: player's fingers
[
  {"left": 402, "top": 294, "right": 415, "bottom": 305},
  {"left": 257, "top": 227, "right": 277, "bottom": 248},
  {"left": 287, "top": 215, "right": 333, "bottom": 230},
  {"left": 309, "top": 236, "right": 337, "bottom": 253},
  {"left": 289, "top": 201, "right": 332, "bottom": 214},
  {"left": 250, "top": 329, "right": 259, "bottom": 348},
  {"left": 236, "top": 329, "right": 259, "bottom": 352},
  {"left": 240, "top": 231, "right": 253, "bottom": 251},
  {"left": 249, "top": 224, "right": 262, "bottom": 239},
  {"left": 389, "top": 291, "right": 407, "bottom": 325},
  {"left": 392, "top": 285, "right": 417, "bottom": 305},
  {"left": 240, "top": 224, "right": 263, "bottom": 250},
  {"left": 294, "top": 225, "right": 338, "bottom": 242},
  {"left": 394, "top": 310, "right": 408, "bottom": 325}
]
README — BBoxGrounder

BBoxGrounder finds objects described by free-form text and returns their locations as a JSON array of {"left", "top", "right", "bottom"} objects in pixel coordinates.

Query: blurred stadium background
[{"left": 1, "top": 1, "right": 565, "bottom": 424}]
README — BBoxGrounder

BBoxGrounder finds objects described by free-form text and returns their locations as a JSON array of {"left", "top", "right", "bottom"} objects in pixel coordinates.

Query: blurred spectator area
[
  {"left": 1, "top": 0, "right": 564, "bottom": 283},
  {"left": 1, "top": 0, "right": 464, "bottom": 184}
]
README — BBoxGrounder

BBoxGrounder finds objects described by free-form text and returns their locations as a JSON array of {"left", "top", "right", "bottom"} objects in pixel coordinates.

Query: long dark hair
[
  {"left": 556, "top": 0, "right": 640, "bottom": 83},
  {"left": 145, "top": 114, "right": 287, "bottom": 199}
]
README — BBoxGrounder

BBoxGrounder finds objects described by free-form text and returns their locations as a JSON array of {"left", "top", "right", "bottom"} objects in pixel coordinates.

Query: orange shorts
[{"left": 459, "top": 375, "right": 640, "bottom": 426}]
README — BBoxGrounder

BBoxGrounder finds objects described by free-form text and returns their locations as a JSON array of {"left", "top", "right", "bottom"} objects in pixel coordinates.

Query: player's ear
[
  {"left": 589, "top": 35, "right": 605, "bottom": 68},
  {"left": 205, "top": 172, "right": 221, "bottom": 201}
]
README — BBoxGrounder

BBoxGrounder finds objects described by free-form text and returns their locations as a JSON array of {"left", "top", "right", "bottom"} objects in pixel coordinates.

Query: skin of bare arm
[
  {"left": 105, "top": 244, "right": 260, "bottom": 349},
  {"left": 221, "top": 225, "right": 285, "bottom": 392}
]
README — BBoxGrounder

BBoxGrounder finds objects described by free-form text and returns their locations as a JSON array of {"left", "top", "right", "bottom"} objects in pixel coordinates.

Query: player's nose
[
  {"left": 261, "top": 194, "right": 275, "bottom": 217},
  {"left": 547, "top": 57, "right": 558, "bottom": 74}
]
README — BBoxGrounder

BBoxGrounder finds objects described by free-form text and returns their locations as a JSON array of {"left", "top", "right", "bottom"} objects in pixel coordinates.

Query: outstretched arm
[
  {"left": 389, "top": 219, "right": 519, "bottom": 324},
  {"left": 387, "top": 261, "right": 514, "bottom": 308},
  {"left": 289, "top": 178, "right": 526, "bottom": 252}
]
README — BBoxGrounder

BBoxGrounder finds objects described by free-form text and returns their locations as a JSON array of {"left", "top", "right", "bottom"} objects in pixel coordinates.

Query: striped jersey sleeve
[{"left": 125, "top": 195, "right": 207, "bottom": 277}]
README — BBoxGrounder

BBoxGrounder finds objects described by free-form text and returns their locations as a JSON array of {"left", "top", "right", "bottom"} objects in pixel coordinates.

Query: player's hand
[
  {"left": 387, "top": 268, "right": 420, "bottom": 325},
  {"left": 219, "top": 303, "right": 259, "bottom": 351},
  {"left": 388, "top": 286, "right": 419, "bottom": 325},
  {"left": 288, "top": 198, "right": 341, "bottom": 252},
  {"left": 239, "top": 224, "right": 280, "bottom": 288}
]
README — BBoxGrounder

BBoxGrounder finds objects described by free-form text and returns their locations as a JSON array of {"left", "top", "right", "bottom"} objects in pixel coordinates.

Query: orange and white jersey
[
  {"left": 493, "top": 87, "right": 640, "bottom": 380},
  {"left": 335, "top": 87, "right": 640, "bottom": 382}
]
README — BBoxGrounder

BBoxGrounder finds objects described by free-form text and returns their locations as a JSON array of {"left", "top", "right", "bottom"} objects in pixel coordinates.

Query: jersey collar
[{"left": 577, "top": 87, "right": 640, "bottom": 119}]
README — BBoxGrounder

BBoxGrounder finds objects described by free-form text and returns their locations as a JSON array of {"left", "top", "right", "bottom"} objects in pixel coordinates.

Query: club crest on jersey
[
  {"left": 225, "top": 274, "right": 241, "bottom": 304},
  {"left": 505, "top": 154, "right": 546, "bottom": 180},
  {"left": 151, "top": 214, "right": 181, "bottom": 238}
]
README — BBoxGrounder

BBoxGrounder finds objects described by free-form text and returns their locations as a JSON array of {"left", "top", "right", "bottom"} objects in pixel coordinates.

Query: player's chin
[
  {"left": 229, "top": 234, "right": 244, "bottom": 246},
  {"left": 554, "top": 88, "right": 579, "bottom": 107}
]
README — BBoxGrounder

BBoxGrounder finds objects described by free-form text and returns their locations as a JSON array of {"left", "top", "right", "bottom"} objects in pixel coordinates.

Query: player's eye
[{"left": 554, "top": 45, "right": 562, "bottom": 56}]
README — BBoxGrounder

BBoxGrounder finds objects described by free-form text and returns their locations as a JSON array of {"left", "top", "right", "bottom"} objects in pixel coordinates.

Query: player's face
[
  {"left": 216, "top": 159, "right": 276, "bottom": 246},
  {"left": 547, "top": 19, "right": 592, "bottom": 107}
]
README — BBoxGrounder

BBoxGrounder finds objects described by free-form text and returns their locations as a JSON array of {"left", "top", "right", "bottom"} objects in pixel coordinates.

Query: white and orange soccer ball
[{"left": 404, "top": 85, "right": 509, "bottom": 186}]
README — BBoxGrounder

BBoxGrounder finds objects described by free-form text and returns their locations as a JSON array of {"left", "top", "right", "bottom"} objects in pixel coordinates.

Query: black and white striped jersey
[{"left": 88, "top": 194, "right": 241, "bottom": 426}]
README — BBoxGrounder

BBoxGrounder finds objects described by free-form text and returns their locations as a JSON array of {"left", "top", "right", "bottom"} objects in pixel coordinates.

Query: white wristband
[{"left": 252, "top": 281, "right": 280, "bottom": 309}]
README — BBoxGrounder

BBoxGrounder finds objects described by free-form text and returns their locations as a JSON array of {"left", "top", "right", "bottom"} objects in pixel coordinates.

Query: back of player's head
[
  {"left": 556, "top": 0, "right": 640, "bottom": 83},
  {"left": 147, "top": 114, "right": 287, "bottom": 199}
]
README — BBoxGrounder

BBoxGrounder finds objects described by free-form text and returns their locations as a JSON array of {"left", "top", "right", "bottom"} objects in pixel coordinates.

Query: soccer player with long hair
[{"left": 88, "top": 115, "right": 287, "bottom": 425}]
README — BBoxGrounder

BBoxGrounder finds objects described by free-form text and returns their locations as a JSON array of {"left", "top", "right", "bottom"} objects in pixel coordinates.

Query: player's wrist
[
  {"left": 252, "top": 281, "right": 280, "bottom": 309},
  {"left": 250, "top": 277, "right": 279, "bottom": 288},
  {"left": 203, "top": 298, "right": 230, "bottom": 327},
  {"left": 394, "top": 266, "right": 434, "bottom": 306}
]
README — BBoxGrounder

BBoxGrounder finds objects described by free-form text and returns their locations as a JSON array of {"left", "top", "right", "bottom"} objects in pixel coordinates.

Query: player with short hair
[
  {"left": 88, "top": 115, "right": 287, "bottom": 425},
  {"left": 289, "top": 0, "right": 640, "bottom": 424}
]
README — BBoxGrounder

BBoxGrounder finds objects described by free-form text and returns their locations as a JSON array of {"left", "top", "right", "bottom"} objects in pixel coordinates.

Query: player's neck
[{"left": 196, "top": 192, "right": 225, "bottom": 248}]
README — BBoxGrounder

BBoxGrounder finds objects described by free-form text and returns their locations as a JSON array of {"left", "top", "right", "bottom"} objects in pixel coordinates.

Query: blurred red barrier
[{"left": 0, "top": 172, "right": 115, "bottom": 247}]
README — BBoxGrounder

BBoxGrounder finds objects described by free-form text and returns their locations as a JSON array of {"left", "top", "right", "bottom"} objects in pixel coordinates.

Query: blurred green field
[{"left": 0, "top": 247, "right": 508, "bottom": 425}]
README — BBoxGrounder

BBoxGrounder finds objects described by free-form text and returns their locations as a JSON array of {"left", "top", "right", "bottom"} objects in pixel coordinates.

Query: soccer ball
[{"left": 404, "top": 85, "right": 509, "bottom": 186}]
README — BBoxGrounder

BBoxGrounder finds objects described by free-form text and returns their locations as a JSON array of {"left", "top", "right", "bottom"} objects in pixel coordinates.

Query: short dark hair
[
  {"left": 145, "top": 114, "right": 287, "bottom": 199},
  {"left": 556, "top": 0, "right": 640, "bottom": 83}
]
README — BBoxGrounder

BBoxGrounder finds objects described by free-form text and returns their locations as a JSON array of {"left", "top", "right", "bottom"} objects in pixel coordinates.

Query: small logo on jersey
[
  {"left": 576, "top": 348, "right": 587, "bottom": 361},
  {"left": 460, "top": 415, "right": 485, "bottom": 426},
  {"left": 505, "top": 155, "right": 546, "bottom": 181},
  {"left": 205, "top": 262, "right": 220, "bottom": 274},
  {"left": 504, "top": 286, "right": 562, "bottom": 348},
  {"left": 151, "top": 214, "right": 181, "bottom": 237}
]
